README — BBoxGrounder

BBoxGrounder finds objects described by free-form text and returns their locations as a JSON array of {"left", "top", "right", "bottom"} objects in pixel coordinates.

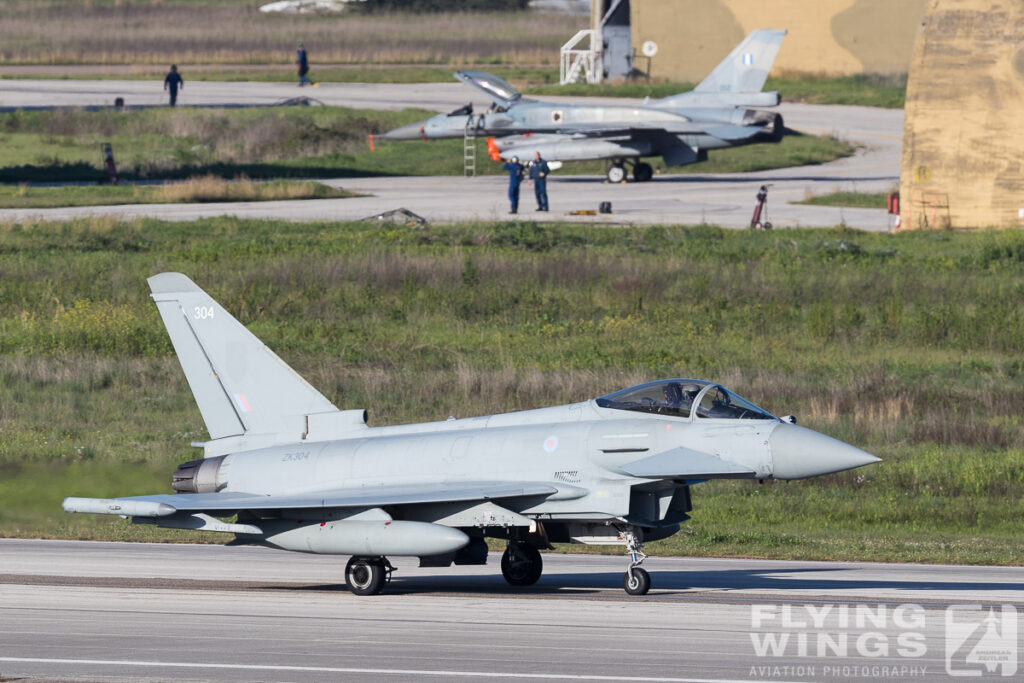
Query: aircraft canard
[
  {"left": 383, "top": 29, "right": 787, "bottom": 183},
  {"left": 63, "top": 273, "right": 878, "bottom": 596}
]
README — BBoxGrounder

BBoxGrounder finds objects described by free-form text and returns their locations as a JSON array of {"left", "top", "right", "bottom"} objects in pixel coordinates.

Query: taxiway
[
  {"left": 1, "top": 539, "right": 1019, "bottom": 682},
  {"left": 0, "top": 80, "right": 901, "bottom": 230}
]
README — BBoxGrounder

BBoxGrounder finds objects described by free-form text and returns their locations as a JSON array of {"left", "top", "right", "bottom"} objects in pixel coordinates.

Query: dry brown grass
[
  {"left": 0, "top": 2, "right": 583, "bottom": 66},
  {"left": 153, "top": 175, "right": 332, "bottom": 202}
]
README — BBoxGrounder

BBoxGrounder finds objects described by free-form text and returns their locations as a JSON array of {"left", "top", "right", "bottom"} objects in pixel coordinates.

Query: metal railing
[{"left": 560, "top": 29, "right": 599, "bottom": 85}]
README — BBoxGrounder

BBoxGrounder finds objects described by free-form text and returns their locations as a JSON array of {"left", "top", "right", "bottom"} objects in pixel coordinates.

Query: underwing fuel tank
[
  {"left": 253, "top": 519, "right": 470, "bottom": 557},
  {"left": 498, "top": 138, "right": 653, "bottom": 162}
]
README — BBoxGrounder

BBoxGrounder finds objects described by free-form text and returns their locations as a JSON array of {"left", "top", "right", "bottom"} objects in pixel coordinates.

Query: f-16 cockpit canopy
[
  {"left": 455, "top": 70, "right": 522, "bottom": 110},
  {"left": 596, "top": 379, "right": 776, "bottom": 420}
]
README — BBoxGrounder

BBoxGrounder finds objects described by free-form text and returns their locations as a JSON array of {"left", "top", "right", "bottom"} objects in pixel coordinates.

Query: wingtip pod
[{"left": 62, "top": 496, "right": 177, "bottom": 517}]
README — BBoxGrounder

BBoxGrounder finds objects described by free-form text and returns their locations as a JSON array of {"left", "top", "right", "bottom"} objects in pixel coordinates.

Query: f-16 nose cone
[
  {"left": 769, "top": 423, "right": 880, "bottom": 480},
  {"left": 382, "top": 121, "right": 427, "bottom": 141}
]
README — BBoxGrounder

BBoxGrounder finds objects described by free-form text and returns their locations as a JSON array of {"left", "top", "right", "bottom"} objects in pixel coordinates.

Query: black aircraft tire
[
  {"left": 633, "top": 162, "right": 653, "bottom": 182},
  {"left": 623, "top": 567, "right": 651, "bottom": 595},
  {"left": 501, "top": 544, "right": 543, "bottom": 586},
  {"left": 346, "top": 556, "right": 386, "bottom": 596}
]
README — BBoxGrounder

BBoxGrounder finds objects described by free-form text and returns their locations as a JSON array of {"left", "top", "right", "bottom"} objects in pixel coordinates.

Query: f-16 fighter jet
[
  {"left": 64, "top": 272, "right": 878, "bottom": 596},
  {"left": 384, "top": 29, "right": 787, "bottom": 183}
]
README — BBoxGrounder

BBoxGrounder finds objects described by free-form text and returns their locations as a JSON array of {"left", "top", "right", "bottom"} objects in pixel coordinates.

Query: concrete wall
[
  {"left": 618, "top": 0, "right": 927, "bottom": 82},
  {"left": 900, "top": 0, "right": 1024, "bottom": 229}
]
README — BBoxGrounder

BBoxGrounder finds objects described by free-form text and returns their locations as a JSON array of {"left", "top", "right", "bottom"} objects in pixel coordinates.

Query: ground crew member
[
  {"left": 529, "top": 151, "right": 550, "bottom": 211},
  {"left": 163, "top": 65, "right": 183, "bottom": 106},
  {"left": 501, "top": 156, "right": 525, "bottom": 213},
  {"left": 296, "top": 42, "right": 311, "bottom": 87}
]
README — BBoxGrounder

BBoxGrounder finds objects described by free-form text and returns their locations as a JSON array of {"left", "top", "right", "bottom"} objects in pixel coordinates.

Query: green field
[
  {"left": 0, "top": 177, "right": 352, "bottom": 209},
  {"left": 797, "top": 191, "right": 892, "bottom": 209},
  {"left": 1, "top": 218, "right": 1022, "bottom": 565},
  {"left": 528, "top": 74, "right": 908, "bottom": 110},
  {"left": 0, "top": 106, "right": 854, "bottom": 187}
]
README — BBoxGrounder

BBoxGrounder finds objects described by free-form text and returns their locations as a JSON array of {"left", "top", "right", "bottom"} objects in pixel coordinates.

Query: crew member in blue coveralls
[
  {"left": 163, "top": 65, "right": 183, "bottom": 106},
  {"left": 529, "top": 151, "right": 550, "bottom": 212},
  {"left": 296, "top": 42, "right": 311, "bottom": 87},
  {"left": 501, "top": 156, "right": 525, "bottom": 214}
]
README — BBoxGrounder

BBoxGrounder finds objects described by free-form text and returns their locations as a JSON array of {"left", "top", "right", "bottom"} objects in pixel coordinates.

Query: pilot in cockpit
[{"left": 662, "top": 382, "right": 684, "bottom": 410}]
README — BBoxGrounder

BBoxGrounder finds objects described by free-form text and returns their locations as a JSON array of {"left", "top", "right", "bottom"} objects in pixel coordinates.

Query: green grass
[
  {"left": 528, "top": 74, "right": 907, "bottom": 109},
  {"left": 0, "top": 106, "right": 854, "bottom": 183},
  {"left": 797, "top": 192, "right": 892, "bottom": 209},
  {"left": 0, "top": 178, "right": 353, "bottom": 209},
  {"left": 1, "top": 218, "right": 1023, "bottom": 565}
]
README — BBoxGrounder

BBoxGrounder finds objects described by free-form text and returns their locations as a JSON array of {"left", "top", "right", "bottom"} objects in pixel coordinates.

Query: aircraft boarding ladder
[{"left": 463, "top": 114, "right": 484, "bottom": 177}]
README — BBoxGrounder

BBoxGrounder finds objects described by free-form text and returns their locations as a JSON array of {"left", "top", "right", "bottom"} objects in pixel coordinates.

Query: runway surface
[
  {"left": 0, "top": 80, "right": 902, "bottom": 230},
  {"left": 1, "top": 539, "right": 1020, "bottom": 682}
]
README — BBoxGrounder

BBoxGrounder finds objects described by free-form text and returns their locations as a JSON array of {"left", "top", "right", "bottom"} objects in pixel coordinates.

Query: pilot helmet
[
  {"left": 663, "top": 383, "right": 683, "bottom": 403},
  {"left": 511, "top": 156, "right": 519, "bottom": 163},
  {"left": 680, "top": 383, "right": 702, "bottom": 399}
]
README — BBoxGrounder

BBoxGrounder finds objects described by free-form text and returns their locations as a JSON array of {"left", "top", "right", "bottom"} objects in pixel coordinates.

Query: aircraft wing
[
  {"left": 515, "top": 122, "right": 766, "bottom": 140},
  {"left": 621, "top": 447, "right": 757, "bottom": 479},
  {"left": 63, "top": 481, "right": 560, "bottom": 517}
]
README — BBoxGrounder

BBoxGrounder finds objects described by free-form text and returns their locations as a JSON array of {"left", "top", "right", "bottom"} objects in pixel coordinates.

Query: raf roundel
[{"left": 543, "top": 435, "right": 559, "bottom": 453}]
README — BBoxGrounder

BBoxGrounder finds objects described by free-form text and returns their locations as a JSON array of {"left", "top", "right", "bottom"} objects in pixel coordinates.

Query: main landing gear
[
  {"left": 606, "top": 159, "right": 654, "bottom": 183},
  {"left": 501, "top": 541, "right": 543, "bottom": 586},
  {"left": 621, "top": 529, "right": 650, "bottom": 596},
  {"left": 345, "top": 555, "right": 395, "bottom": 596}
]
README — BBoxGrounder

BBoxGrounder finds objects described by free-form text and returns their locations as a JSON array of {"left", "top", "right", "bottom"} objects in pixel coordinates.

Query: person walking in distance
[
  {"left": 529, "top": 151, "right": 550, "bottom": 211},
  {"left": 501, "top": 156, "right": 525, "bottom": 214},
  {"left": 163, "top": 65, "right": 183, "bottom": 106},
  {"left": 296, "top": 42, "right": 311, "bottom": 87}
]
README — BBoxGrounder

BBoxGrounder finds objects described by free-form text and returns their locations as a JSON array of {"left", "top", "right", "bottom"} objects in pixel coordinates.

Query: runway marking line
[{"left": 0, "top": 657, "right": 803, "bottom": 683}]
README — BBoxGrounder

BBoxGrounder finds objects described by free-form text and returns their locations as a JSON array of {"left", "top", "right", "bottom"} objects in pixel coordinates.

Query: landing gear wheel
[
  {"left": 501, "top": 543, "right": 543, "bottom": 586},
  {"left": 346, "top": 556, "right": 388, "bottom": 596},
  {"left": 623, "top": 567, "right": 651, "bottom": 595},
  {"left": 619, "top": 527, "right": 650, "bottom": 596},
  {"left": 633, "top": 162, "right": 653, "bottom": 182},
  {"left": 606, "top": 164, "right": 627, "bottom": 183}
]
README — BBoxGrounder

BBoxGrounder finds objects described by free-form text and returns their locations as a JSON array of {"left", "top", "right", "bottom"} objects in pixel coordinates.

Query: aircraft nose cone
[
  {"left": 382, "top": 121, "right": 426, "bottom": 141},
  {"left": 769, "top": 422, "right": 880, "bottom": 480}
]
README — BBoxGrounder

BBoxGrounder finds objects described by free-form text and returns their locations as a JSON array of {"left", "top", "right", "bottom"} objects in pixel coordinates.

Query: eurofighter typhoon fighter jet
[
  {"left": 384, "top": 29, "right": 787, "bottom": 183},
  {"left": 64, "top": 273, "right": 878, "bottom": 596}
]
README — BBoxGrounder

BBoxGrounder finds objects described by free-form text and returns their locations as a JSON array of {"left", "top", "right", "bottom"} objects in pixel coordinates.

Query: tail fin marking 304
[{"left": 148, "top": 272, "right": 339, "bottom": 443}]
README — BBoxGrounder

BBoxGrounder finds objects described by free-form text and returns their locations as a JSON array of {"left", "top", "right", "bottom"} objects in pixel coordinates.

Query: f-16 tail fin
[
  {"left": 148, "top": 273, "right": 340, "bottom": 443},
  {"left": 654, "top": 29, "right": 786, "bottom": 109},
  {"left": 694, "top": 28, "right": 787, "bottom": 94}
]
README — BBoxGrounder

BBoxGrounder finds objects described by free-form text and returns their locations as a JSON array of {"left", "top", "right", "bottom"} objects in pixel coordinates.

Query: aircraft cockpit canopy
[
  {"left": 596, "top": 379, "right": 776, "bottom": 420},
  {"left": 455, "top": 70, "right": 522, "bottom": 109}
]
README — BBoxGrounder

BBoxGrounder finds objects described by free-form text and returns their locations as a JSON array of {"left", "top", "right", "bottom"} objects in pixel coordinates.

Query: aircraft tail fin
[
  {"left": 693, "top": 28, "right": 787, "bottom": 94},
  {"left": 148, "top": 273, "right": 339, "bottom": 443}
]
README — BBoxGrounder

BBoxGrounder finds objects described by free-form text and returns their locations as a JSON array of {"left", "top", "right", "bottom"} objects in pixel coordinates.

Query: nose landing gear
[{"left": 622, "top": 529, "right": 650, "bottom": 596}]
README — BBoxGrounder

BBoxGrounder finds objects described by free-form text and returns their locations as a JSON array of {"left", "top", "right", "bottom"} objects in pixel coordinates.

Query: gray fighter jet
[
  {"left": 384, "top": 29, "right": 787, "bottom": 182},
  {"left": 63, "top": 273, "right": 878, "bottom": 596}
]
